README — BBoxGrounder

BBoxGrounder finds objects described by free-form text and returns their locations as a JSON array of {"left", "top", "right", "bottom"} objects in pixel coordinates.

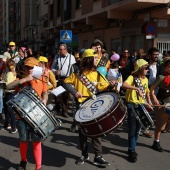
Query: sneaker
[
  {"left": 75, "top": 155, "right": 89, "bottom": 165},
  {"left": 93, "top": 156, "right": 110, "bottom": 167},
  {"left": 143, "top": 132, "right": 154, "bottom": 138},
  {"left": 18, "top": 160, "right": 27, "bottom": 170},
  {"left": 128, "top": 150, "right": 138, "bottom": 157},
  {"left": 70, "top": 121, "right": 77, "bottom": 132},
  {"left": 152, "top": 141, "right": 163, "bottom": 152},
  {"left": 6, "top": 125, "right": 11, "bottom": 130},
  {"left": 10, "top": 128, "right": 17, "bottom": 134},
  {"left": 128, "top": 151, "right": 137, "bottom": 163}
]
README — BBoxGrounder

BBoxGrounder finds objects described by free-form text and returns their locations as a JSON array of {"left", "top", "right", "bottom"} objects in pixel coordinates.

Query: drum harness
[
  {"left": 76, "top": 72, "right": 99, "bottom": 100},
  {"left": 97, "top": 53, "right": 109, "bottom": 67},
  {"left": 134, "top": 76, "right": 153, "bottom": 110}
]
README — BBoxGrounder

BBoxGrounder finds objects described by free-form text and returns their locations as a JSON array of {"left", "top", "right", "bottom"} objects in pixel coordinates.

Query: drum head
[
  {"left": 165, "top": 103, "right": 170, "bottom": 114},
  {"left": 75, "top": 92, "right": 118, "bottom": 122}
]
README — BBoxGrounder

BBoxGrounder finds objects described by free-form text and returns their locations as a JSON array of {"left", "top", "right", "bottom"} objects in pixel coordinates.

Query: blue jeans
[
  {"left": 17, "top": 119, "right": 42, "bottom": 142},
  {"left": 0, "top": 89, "right": 3, "bottom": 114},
  {"left": 127, "top": 103, "right": 141, "bottom": 152}
]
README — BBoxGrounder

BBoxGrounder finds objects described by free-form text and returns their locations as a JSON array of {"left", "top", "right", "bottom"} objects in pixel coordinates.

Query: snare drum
[
  {"left": 7, "top": 86, "right": 61, "bottom": 140},
  {"left": 164, "top": 103, "right": 170, "bottom": 115},
  {"left": 135, "top": 104, "right": 154, "bottom": 128},
  {"left": 75, "top": 91, "right": 127, "bottom": 138}
]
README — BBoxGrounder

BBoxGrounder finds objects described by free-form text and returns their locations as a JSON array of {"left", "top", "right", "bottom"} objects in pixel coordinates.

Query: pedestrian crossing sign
[{"left": 60, "top": 30, "right": 72, "bottom": 43}]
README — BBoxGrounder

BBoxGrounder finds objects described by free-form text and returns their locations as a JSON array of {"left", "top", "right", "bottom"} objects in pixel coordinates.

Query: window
[
  {"left": 111, "top": 39, "right": 121, "bottom": 53},
  {"left": 57, "top": 0, "right": 61, "bottom": 17},
  {"left": 44, "top": 20, "right": 48, "bottom": 28},
  {"left": 50, "top": 4, "right": 53, "bottom": 20},
  {"left": 76, "top": 0, "right": 82, "bottom": 9},
  {"left": 64, "top": 0, "right": 71, "bottom": 21}
]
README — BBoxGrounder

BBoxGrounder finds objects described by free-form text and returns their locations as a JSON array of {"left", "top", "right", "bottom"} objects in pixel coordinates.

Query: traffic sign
[
  {"left": 60, "top": 30, "right": 72, "bottom": 43},
  {"left": 145, "top": 23, "right": 156, "bottom": 35}
]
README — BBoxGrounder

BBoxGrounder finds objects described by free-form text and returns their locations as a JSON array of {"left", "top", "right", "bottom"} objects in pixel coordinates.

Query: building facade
[{"left": 4, "top": 0, "right": 170, "bottom": 56}]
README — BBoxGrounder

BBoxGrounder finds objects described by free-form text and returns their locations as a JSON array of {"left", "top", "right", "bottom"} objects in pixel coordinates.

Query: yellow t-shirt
[
  {"left": 64, "top": 70, "right": 109, "bottom": 103},
  {"left": 125, "top": 75, "right": 149, "bottom": 104}
]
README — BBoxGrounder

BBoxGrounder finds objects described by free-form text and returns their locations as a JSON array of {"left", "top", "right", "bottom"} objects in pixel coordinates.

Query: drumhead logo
[{"left": 90, "top": 100, "right": 104, "bottom": 115}]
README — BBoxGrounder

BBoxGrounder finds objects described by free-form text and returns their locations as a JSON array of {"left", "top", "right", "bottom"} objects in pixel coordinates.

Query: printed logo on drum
[{"left": 90, "top": 100, "right": 104, "bottom": 115}]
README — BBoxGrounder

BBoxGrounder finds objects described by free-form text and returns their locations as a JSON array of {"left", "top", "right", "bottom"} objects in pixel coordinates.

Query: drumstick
[
  {"left": 152, "top": 105, "right": 165, "bottom": 107},
  {"left": 136, "top": 91, "right": 154, "bottom": 111},
  {"left": 93, "top": 81, "right": 108, "bottom": 85}
]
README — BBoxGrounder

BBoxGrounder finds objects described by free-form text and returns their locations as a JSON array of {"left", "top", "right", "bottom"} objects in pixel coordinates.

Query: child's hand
[
  {"left": 136, "top": 88, "right": 143, "bottom": 97},
  {"left": 153, "top": 99, "right": 160, "bottom": 105},
  {"left": 42, "top": 98, "right": 47, "bottom": 106},
  {"left": 75, "top": 92, "right": 82, "bottom": 98},
  {"left": 109, "top": 80, "right": 117, "bottom": 86},
  {"left": 25, "top": 73, "right": 34, "bottom": 82}
]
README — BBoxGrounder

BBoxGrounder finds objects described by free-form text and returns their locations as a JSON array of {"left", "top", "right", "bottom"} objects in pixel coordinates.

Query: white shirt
[
  {"left": 51, "top": 53, "right": 76, "bottom": 77},
  {"left": 107, "top": 68, "right": 123, "bottom": 84},
  {"left": 149, "top": 64, "right": 157, "bottom": 86}
]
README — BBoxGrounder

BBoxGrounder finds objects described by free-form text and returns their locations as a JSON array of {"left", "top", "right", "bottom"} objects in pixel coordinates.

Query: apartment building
[
  {"left": 40, "top": 0, "right": 170, "bottom": 55},
  {"left": 10, "top": 0, "right": 170, "bottom": 55},
  {"left": 0, "top": 0, "right": 16, "bottom": 48}
]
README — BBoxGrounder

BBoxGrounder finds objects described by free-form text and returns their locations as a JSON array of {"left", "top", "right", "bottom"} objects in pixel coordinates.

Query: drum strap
[
  {"left": 134, "top": 77, "right": 146, "bottom": 99},
  {"left": 97, "top": 53, "right": 109, "bottom": 67},
  {"left": 77, "top": 74, "right": 98, "bottom": 95}
]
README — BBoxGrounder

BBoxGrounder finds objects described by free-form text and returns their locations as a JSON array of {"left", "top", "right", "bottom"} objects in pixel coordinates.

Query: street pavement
[{"left": 0, "top": 112, "right": 170, "bottom": 170}]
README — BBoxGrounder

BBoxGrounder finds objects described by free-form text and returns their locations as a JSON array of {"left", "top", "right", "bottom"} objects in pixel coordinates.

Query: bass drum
[
  {"left": 75, "top": 91, "right": 127, "bottom": 138},
  {"left": 7, "top": 86, "right": 61, "bottom": 140}
]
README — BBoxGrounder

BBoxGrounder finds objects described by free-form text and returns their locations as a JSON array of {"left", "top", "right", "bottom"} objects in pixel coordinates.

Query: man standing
[
  {"left": 3, "top": 42, "right": 19, "bottom": 63},
  {"left": 147, "top": 47, "right": 162, "bottom": 87},
  {"left": 51, "top": 43, "right": 76, "bottom": 118}
]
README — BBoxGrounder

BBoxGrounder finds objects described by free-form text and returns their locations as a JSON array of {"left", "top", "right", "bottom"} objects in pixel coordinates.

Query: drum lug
[
  {"left": 56, "top": 119, "right": 62, "bottom": 128},
  {"left": 98, "top": 124, "right": 102, "bottom": 131},
  {"left": 112, "top": 116, "right": 116, "bottom": 122}
]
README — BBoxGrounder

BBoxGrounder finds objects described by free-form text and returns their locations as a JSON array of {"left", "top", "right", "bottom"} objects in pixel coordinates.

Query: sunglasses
[{"left": 144, "top": 66, "right": 149, "bottom": 70}]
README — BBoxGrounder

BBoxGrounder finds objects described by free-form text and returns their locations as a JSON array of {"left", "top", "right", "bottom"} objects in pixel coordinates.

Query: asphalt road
[{"left": 0, "top": 111, "right": 170, "bottom": 170}]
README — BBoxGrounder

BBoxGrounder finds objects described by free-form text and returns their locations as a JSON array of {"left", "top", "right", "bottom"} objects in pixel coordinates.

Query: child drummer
[
  {"left": 63, "top": 49, "right": 116, "bottom": 167},
  {"left": 150, "top": 57, "right": 170, "bottom": 152},
  {"left": 122, "top": 59, "right": 152, "bottom": 163},
  {"left": 6, "top": 57, "right": 48, "bottom": 170}
]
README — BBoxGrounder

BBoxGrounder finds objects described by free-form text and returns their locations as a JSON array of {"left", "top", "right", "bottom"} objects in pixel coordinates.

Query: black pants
[
  {"left": 3, "top": 91, "right": 17, "bottom": 128},
  {"left": 78, "top": 128, "right": 102, "bottom": 157}
]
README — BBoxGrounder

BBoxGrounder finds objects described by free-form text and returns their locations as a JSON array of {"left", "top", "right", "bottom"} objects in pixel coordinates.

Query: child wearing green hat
[{"left": 122, "top": 59, "right": 152, "bottom": 163}]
